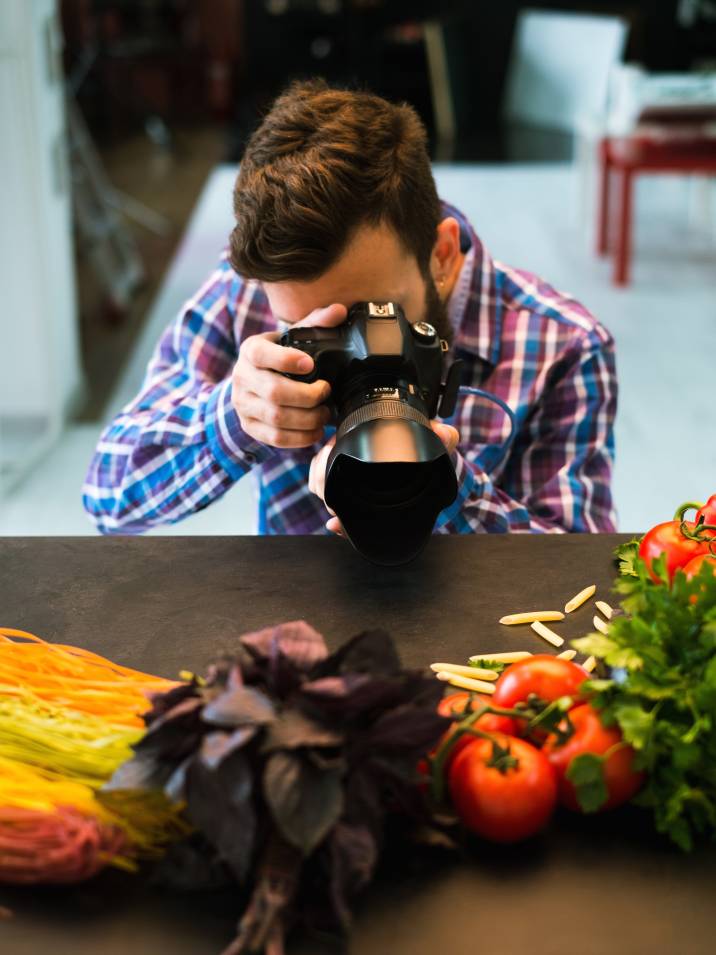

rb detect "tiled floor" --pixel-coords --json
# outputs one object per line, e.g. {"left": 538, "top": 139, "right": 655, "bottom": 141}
{"left": 2, "top": 163, "right": 714, "bottom": 536}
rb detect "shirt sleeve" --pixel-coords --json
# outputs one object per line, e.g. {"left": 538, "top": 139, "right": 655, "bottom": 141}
{"left": 435, "top": 336, "right": 618, "bottom": 533}
{"left": 82, "top": 256, "right": 275, "bottom": 534}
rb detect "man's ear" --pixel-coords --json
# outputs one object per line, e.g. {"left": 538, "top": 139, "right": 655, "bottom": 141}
{"left": 430, "top": 217, "right": 462, "bottom": 294}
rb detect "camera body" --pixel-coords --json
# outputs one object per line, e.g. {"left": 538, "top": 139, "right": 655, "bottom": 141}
{"left": 280, "top": 301, "right": 454, "bottom": 422}
{"left": 279, "top": 301, "right": 462, "bottom": 566}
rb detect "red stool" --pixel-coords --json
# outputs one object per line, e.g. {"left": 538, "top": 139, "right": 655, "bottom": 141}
{"left": 597, "top": 127, "right": 716, "bottom": 286}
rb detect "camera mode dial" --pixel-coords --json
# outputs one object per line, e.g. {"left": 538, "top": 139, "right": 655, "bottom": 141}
{"left": 411, "top": 321, "right": 437, "bottom": 341}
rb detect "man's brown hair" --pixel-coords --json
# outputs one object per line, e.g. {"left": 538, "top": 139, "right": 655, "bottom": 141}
{"left": 229, "top": 79, "right": 441, "bottom": 283}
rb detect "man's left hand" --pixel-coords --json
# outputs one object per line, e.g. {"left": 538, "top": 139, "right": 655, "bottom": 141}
{"left": 308, "top": 422, "right": 460, "bottom": 537}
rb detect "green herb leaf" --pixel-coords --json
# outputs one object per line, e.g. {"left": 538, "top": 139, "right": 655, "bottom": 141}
{"left": 611, "top": 702, "right": 653, "bottom": 749}
{"left": 584, "top": 542, "right": 716, "bottom": 849}
{"left": 566, "top": 753, "right": 609, "bottom": 813}
{"left": 468, "top": 658, "right": 507, "bottom": 675}
{"left": 614, "top": 537, "right": 641, "bottom": 577}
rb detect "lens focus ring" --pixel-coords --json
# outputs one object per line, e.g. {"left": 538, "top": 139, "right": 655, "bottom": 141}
{"left": 337, "top": 398, "right": 430, "bottom": 440}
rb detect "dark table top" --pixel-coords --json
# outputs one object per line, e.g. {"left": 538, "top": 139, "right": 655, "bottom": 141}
{"left": 1, "top": 535, "right": 714, "bottom": 955}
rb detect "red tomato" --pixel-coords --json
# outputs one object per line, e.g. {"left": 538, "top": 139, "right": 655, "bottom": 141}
{"left": 638, "top": 521, "right": 709, "bottom": 583}
{"left": 492, "top": 655, "right": 588, "bottom": 735}
{"left": 448, "top": 734, "right": 557, "bottom": 843}
{"left": 695, "top": 494, "right": 716, "bottom": 532}
{"left": 681, "top": 553, "right": 716, "bottom": 581}
{"left": 542, "top": 703, "right": 644, "bottom": 812}
{"left": 436, "top": 692, "right": 515, "bottom": 766}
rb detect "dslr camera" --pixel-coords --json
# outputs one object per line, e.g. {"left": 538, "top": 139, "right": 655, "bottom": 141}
{"left": 280, "top": 301, "right": 462, "bottom": 565}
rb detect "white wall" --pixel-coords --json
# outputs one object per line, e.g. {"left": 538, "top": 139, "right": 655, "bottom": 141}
{"left": 0, "top": 1, "right": 83, "bottom": 458}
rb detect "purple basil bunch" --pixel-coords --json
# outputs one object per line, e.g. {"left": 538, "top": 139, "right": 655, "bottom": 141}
{"left": 105, "top": 621, "right": 448, "bottom": 954}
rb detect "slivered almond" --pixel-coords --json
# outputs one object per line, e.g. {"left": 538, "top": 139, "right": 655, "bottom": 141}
{"left": 582, "top": 656, "right": 597, "bottom": 673}
{"left": 557, "top": 649, "right": 577, "bottom": 660}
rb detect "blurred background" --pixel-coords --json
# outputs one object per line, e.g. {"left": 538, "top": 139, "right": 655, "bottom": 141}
{"left": 1, "top": 0, "right": 714, "bottom": 537}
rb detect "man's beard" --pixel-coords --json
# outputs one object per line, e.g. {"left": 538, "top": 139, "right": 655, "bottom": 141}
{"left": 423, "top": 275, "right": 454, "bottom": 348}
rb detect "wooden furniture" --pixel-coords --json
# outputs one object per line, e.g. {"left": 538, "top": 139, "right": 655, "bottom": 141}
{"left": 2, "top": 535, "right": 716, "bottom": 955}
{"left": 597, "top": 126, "right": 716, "bottom": 286}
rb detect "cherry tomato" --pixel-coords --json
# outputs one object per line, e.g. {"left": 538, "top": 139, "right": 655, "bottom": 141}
{"left": 638, "top": 521, "right": 709, "bottom": 584}
{"left": 417, "top": 692, "right": 516, "bottom": 785}
{"left": 438, "top": 691, "right": 515, "bottom": 735}
{"left": 492, "top": 655, "right": 588, "bottom": 735}
{"left": 682, "top": 553, "right": 716, "bottom": 581}
{"left": 436, "top": 692, "right": 515, "bottom": 767}
{"left": 542, "top": 703, "right": 644, "bottom": 812}
{"left": 448, "top": 734, "right": 557, "bottom": 843}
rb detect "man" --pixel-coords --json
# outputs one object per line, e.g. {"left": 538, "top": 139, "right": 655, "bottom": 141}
{"left": 83, "top": 79, "right": 617, "bottom": 536}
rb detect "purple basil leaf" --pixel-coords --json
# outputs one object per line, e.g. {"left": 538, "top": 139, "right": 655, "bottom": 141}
{"left": 164, "top": 755, "right": 192, "bottom": 802}
{"left": 366, "top": 702, "right": 448, "bottom": 752}
{"left": 151, "top": 834, "right": 233, "bottom": 892}
{"left": 263, "top": 751, "right": 344, "bottom": 855}
{"left": 185, "top": 754, "right": 256, "bottom": 882}
{"left": 298, "top": 674, "right": 409, "bottom": 722}
{"left": 305, "top": 748, "right": 347, "bottom": 773}
{"left": 201, "top": 685, "right": 275, "bottom": 728}
{"left": 331, "top": 821, "right": 377, "bottom": 890}
{"left": 310, "top": 629, "right": 401, "bottom": 679}
{"left": 227, "top": 662, "right": 244, "bottom": 690}
{"left": 240, "top": 620, "right": 328, "bottom": 670}
{"left": 327, "top": 821, "right": 378, "bottom": 929}
{"left": 143, "top": 681, "right": 200, "bottom": 727}
{"left": 199, "top": 726, "right": 258, "bottom": 771}
{"left": 103, "top": 750, "right": 174, "bottom": 792}
{"left": 147, "top": 695, "right": 205, "bottom": 732}
{"left": 342, "top": 768, "right": 382, "bottom": 826}
{"left": 203, "top": 657, "right": 233, "bottom": 690}
{"left": 263, "top": 709, "right": 344, "bottom": 752}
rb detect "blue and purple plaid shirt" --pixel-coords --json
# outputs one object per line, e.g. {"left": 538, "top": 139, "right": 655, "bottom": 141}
{"left": 83, "top": 203, "right": 618, "bottom": 535}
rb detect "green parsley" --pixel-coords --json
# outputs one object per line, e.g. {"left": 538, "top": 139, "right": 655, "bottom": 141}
{"left": 572, "top": 552, "right": 716, "bottom": 850}
{"left": 468, "top": 659, "right": 508, "bottom": 675}
{"left": 614, "top": 537, "right": 641, "bottom": 577}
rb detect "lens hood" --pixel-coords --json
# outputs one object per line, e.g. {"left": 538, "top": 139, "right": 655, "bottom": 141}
{"left": 324, "top": 416, "right": 458, "bottom": 565}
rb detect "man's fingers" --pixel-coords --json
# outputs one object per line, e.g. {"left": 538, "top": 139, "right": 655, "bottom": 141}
{"left": 243, "top": 334, "right": 315, "bottom": 376}
{"left": 326, "top": 516, "right": 345, "bottom": 536}
{"left": 292, "top": 303, "right": 347, "bottom": 329}
{"left": 431, "top": 421, "right": 460, "bottom": 454}
{"left": 241, "top": 367, "right": 330, "bottom": 409}
{"left": 308, "top": 436, "right": 336, "bottom": 501}
{"left": 242, "top": 417, "right": 325, "bottom": 449}
{"left": 241, "top": 394, "right": 331, "bottom": 432}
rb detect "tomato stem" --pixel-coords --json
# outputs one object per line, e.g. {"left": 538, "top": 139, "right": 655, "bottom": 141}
{"left": 429, "top": 706, "right": 491, "bottom": 804}
{"left": 674, "top": 501, "right": 705, "bottom": 522}
{"left": 428, "top": 694, "right": 578, "bottom": 804}
{"left": 674, "top": 503, "right": 716, "bottom": 543}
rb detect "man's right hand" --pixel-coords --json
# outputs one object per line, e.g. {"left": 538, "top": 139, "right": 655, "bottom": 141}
{"left": 231, "top": 303, "right": 347, "bottom": 448}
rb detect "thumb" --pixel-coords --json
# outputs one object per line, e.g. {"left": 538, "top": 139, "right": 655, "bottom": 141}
{"left": 293, "top": 303, "right": 348, "bottom": 329}
{"left": 431, "top": 421, "right": 460, "bottom": 454}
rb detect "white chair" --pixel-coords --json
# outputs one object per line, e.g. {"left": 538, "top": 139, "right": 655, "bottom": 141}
{"left": 503, "top": 8, "right": 628, "bottom": 134}
{"left": 503, "top": 9, "right": 628, "bottom": 234}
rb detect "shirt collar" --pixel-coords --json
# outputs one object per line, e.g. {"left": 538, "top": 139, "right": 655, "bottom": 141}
{"left": 442, "top": 201, "right": 502, "bottom": 367}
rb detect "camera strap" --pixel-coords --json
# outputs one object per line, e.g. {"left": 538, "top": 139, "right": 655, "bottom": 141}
{"left": 446, "top": 386, "right": 517, "bottom": 473}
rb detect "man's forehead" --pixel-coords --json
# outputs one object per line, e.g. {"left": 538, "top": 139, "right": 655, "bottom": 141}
{"left": 263, "top": 222, "right": 422, "bottom": 322}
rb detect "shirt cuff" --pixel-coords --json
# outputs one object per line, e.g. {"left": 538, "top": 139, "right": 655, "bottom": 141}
{"left": 205, "top": 378, "right": 274, "bottom": 480}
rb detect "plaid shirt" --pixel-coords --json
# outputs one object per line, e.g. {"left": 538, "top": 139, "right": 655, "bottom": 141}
{"left": 83, "top": 203, "right": 618, "bottom": 535}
